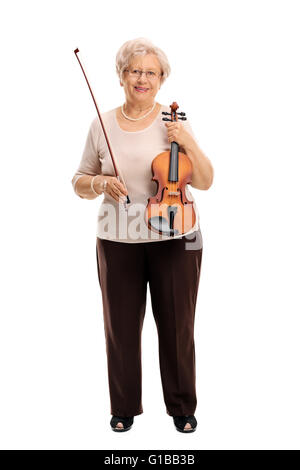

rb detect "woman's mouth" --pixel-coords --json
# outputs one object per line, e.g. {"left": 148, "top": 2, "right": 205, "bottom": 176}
{"left": 134, "top": 87, "right": 149, "bottom": 93}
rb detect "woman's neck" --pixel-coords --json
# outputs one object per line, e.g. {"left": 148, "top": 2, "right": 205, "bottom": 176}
{"left": 123, "top": 100, "right": 156, "bottom": 118}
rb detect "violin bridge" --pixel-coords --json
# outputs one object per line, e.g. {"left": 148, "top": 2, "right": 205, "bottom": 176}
{"left": 168, "top": 191, "right": 180, "bottom": 196}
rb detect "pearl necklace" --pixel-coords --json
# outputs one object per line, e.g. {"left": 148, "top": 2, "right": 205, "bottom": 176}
{"left": 121, "top": 101, "right": 156, "bottom": 121}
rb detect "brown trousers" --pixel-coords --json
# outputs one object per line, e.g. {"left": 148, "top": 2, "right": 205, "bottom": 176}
{"left": 96, "top": 230, "right": 203, "bottom": 417}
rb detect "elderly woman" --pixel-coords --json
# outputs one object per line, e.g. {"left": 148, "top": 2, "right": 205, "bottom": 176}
{"left": 71, "top": 38, "right": 213, "bottom": 433}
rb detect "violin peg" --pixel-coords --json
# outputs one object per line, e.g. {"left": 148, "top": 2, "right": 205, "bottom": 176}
{"left": 162, "top": 111, "right": 171, "bottom": 115}
{"left": 177, "top": 112, "right": 186, "bottom": 116}
{"left": 178, "top": 117, "right": 187, "bottom": 120}
{"left": 162, "top": 117, "right": 172, "bottom": 121}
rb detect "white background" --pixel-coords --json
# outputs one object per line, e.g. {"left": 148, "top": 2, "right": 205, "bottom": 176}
{"left": 0, "top": 0, "right": 299, "bottom": 450}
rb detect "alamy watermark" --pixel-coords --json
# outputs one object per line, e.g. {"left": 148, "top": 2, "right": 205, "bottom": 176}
{"left": 97, "top": 201, "right": 202, "bottom": 250}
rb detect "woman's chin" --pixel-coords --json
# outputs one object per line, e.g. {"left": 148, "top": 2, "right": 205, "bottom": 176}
{"left": 132, "top": 93, "right": 154, "bottom": 102}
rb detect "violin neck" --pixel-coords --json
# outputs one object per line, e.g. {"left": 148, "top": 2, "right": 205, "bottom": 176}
{"left": 168, "top": 141, "right": 179, "bottom": 182}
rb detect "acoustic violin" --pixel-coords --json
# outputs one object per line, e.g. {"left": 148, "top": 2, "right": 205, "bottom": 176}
{"left": 145, "top": 102, "right": 196, "bottom": 236}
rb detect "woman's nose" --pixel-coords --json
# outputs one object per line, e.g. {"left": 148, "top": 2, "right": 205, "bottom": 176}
{"left": 137, "top": 72, "right": 148, "bottom": 82}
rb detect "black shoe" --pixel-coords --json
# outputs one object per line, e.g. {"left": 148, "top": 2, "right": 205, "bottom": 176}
{"left": 173, "top": 415, "right": 197, "bottom": 433}
{"left": 110, "top": 415, "right": 134, "bottom": 432}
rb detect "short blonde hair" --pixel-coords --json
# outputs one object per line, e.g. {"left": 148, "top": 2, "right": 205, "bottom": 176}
{"left": 116, "top": 37, "right": 171, "bottom": 86}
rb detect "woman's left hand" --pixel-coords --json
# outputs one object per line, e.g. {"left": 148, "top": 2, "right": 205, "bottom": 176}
{"left": 164, "top": 121, "right": 191, "bottom": 148}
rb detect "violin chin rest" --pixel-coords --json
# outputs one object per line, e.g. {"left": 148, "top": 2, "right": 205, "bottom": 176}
{"left": 148, "top": 216, "right": 179, "bottom": 236}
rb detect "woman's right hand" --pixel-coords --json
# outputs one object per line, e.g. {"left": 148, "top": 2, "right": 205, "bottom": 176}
{"left": 95, "top": 175, "right": 128, "bottom": 203}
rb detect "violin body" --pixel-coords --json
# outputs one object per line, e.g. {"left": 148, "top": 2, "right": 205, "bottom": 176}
{"left": 145, "top": 102, "right": 196, "bottom": 237}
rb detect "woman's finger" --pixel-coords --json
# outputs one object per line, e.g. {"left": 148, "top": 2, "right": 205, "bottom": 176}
{"left": 108, "top": 185, "right": 126, "bottom": 203}
{"left": 108, "top": 186, "right": 121, "bottom": 201}
{"left": 111, "top": 183, "right": 127, "bottom": 199}
{"left": 168, "top": 133, "right": 177, "bottom": 140}
{"left": 165, "top": 122, "right": 180, "bottom": 129}
{"left": 113, "top": 180, "right": 128, "bottom": 196}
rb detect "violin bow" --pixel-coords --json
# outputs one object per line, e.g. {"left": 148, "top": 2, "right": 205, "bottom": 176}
{"left": 74, "top": 48, "right": 130, "bottom": 206}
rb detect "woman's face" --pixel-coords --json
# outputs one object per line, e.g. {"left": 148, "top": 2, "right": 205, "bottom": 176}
{"left": 120, "top": 53, "right": 162, "bottom": 106}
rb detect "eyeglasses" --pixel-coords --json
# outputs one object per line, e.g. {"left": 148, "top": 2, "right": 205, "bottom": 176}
{"left": 124, "top": 69, "right": 161, "bottom": 81}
